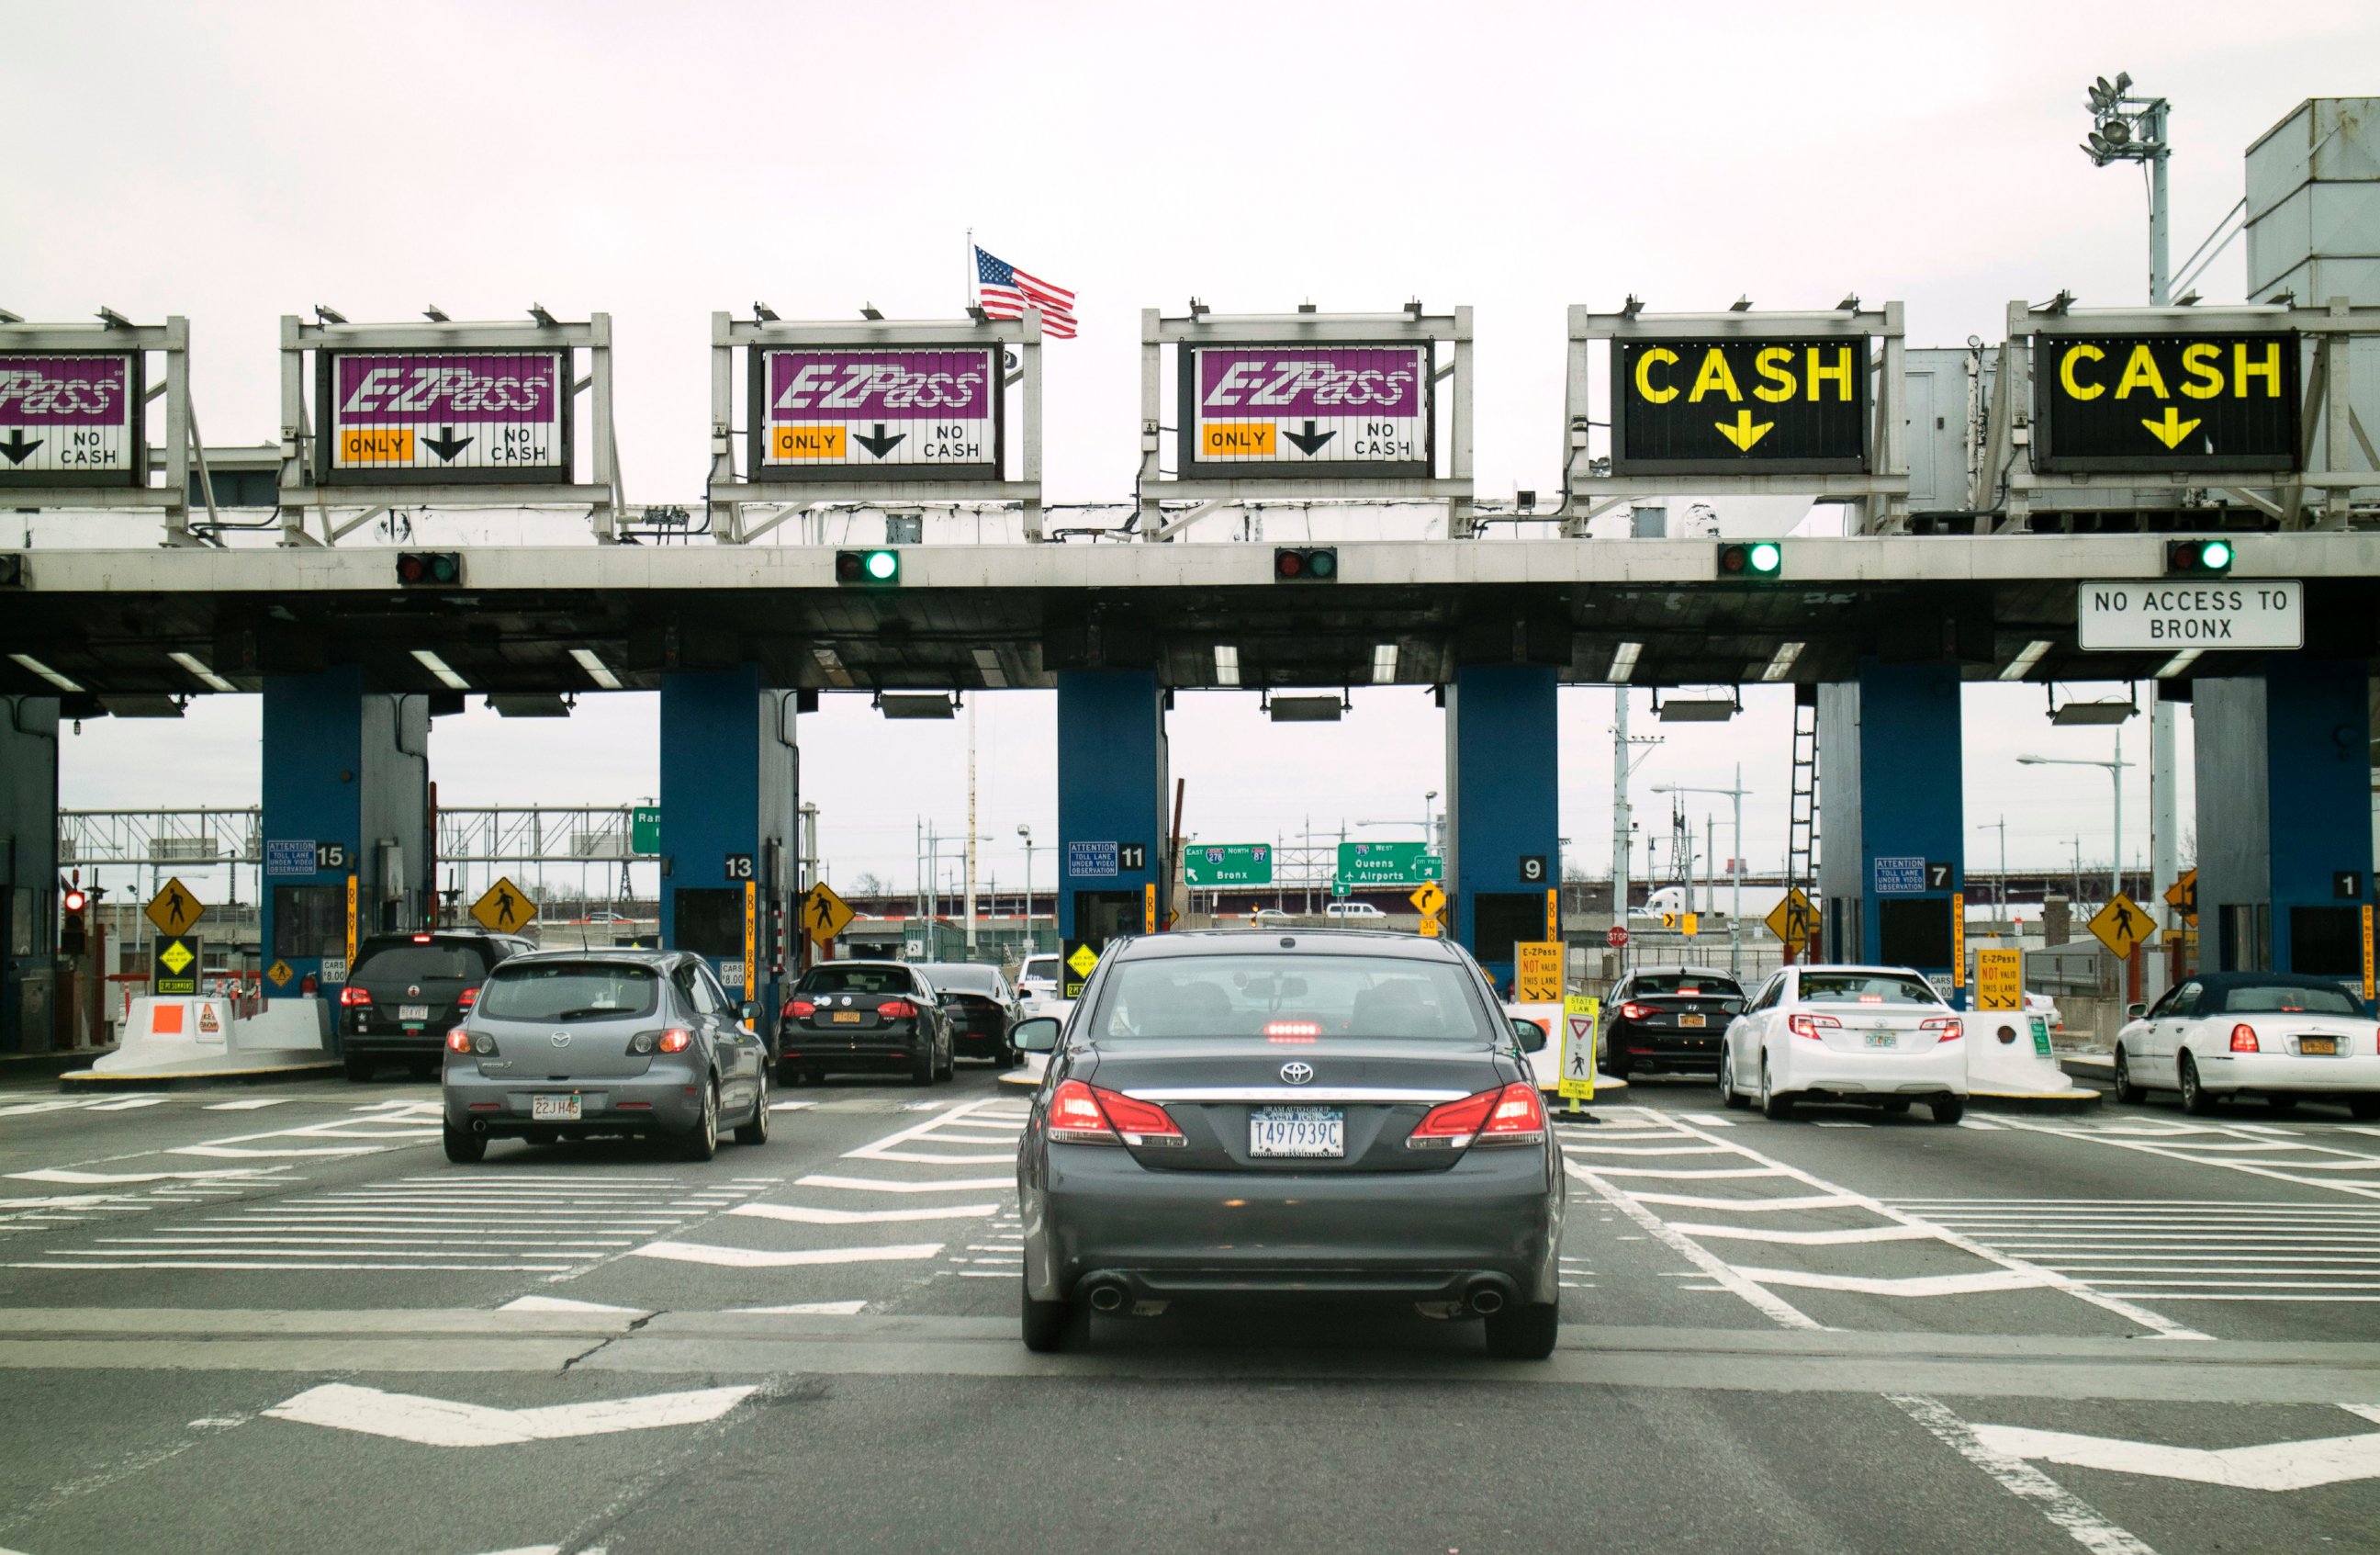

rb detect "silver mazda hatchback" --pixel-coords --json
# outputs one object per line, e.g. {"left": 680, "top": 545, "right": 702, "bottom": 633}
{"left": 441, "top": 948, "right": 772, "bottom": 1163}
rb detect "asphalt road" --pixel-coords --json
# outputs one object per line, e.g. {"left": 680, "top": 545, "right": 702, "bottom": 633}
{"left": 3, "top": 1065, "right": 2380, "bottom": 1553}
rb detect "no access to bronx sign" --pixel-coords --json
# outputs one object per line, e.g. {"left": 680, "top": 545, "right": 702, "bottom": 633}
{"left": 2076, "top": 580, "right": 2304, "bottom": 651}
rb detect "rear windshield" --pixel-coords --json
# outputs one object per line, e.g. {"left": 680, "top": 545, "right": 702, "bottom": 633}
{"left": 921, "top": 964, "right": 1000, "bottom": 995}
{"left": 796, "top": 965, "right": 919, "bottom": 996}
{"left": 1090, "top": 953, "right": 1493, "bottom": 1042}
{"left": 1019, "top": 958, "right": 1058, "bottom": 981}
{"left": 1799, "top": 972, "right": 1942, "bottom": 1008}
{"left": 354, "top": 941, "right": 490, "bottom": 982}
{"left": 2227, "top": 984, "right": 2361, "bottom": 1015}
{"left": 478, "top": 962, "right": 660, "bottom": 1022}
{"left": 1633, "top": 973, "right": 1740, "bottom": 997}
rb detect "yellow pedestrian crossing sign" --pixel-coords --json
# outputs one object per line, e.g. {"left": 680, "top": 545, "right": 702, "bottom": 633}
{"left": 145, "top": 877, "right": 204, "bottom": 937}
{"left": 801, "top": 881, "right": 855, "bottom": 944}
{"left": 2089, "top": 893, "right": 2159, "bottom": 958}
{"left": 2164, "top": 868, "right": 2198, "bottom": 927}
{"left": 1764, "top": 887, "right": 1819, "bottom": 950}
{"left": 471, "top": 876, "right": 536, "bottom": 932}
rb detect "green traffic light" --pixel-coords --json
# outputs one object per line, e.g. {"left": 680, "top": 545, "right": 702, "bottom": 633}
{"left": 2201, "top": 539, "right": 2233, "bottom": 571}
{"left": 1747, "top": 542, "right": 1782, "bottom": 575}
{"left": 865, "top": 550, "right": 898, "bottom": 580}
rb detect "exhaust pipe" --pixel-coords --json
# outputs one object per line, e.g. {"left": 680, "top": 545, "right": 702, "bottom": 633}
{"left": 1086, "top": 1282, "right": 1126, "bottom": 1313}
{"left": 1465, "top": 1280, "right": 1506, "bottom": 1316}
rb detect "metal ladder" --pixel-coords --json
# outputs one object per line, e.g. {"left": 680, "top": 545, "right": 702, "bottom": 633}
{"left": 1787, "top": 684, "right": 1820, "bottom": 896}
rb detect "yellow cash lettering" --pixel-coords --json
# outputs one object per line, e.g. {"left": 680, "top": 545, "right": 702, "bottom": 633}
{"left": 2114, "top": 344, "right": 2169, "bottom": 399}
{"left": 2060, "top": 344, "right": 2105, "bottom": 400}
{"left": 2236, "top": 340, "right": 2281, "bottom": 397}
{"left": 1633, "top": 347, "right": 1680, "bottom": 404}
{"left": 1806, "top": 345, "right": 1853, "bottom": 400}
{"left": 2179, "top": 343, "right": 2224, "bottom": 400}
{"left": 1752, "top": 347, "right": 1797, "bottom": 404}
{"left": 1688, "top": 348, "right": 1741, "bottom": 403}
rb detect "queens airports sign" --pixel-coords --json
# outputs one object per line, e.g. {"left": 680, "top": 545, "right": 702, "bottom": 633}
{"left": 0, "top": 353, "right": 144, "bottom": 487}
{"left": 1181, "top": 344, "right": 1432, "bottom": 479}
{"left": 752, "top": 346, "right": 1002, "bottom": 482}
{"left": 320, "top": 350, "right": 572, "bottom": 484}
{"left": 1611, "top": 337, "right": 1869, "bottom": 475}
{"left": 2033, "top": 332, "right": 2299, "bottom": 474}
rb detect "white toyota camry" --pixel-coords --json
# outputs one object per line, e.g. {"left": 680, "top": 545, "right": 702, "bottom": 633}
{"left": 1718, "top": 964, "right": 1968, "bottom": 1123}
{"left": 2113, "top": 971, "right": 2380, "bottom": 1117}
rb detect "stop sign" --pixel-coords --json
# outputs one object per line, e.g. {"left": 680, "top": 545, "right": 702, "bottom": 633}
{"left": 1606, "top": 925, "right": 1629, "bottom": 949}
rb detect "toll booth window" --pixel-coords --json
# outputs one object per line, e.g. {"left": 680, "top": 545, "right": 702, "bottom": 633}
{"left": 1470, "top": 894, "right": 1545, "bottom": 970}
{"left": 673, "top": 889, "right": 745, "bottom": 958}
{"left": 1876, "top": 898, "right": 1952, "bottom": 971}
{"left": 272, "top": 885, "right": 347, "bottom": 958}
{"left": 2287, "top": 907, "right": 2361, "bottom": 978}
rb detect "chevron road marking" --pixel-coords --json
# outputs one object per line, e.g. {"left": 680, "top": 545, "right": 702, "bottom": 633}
{"left": 263, "top": 1381, "right": 755, "bottom": 1447}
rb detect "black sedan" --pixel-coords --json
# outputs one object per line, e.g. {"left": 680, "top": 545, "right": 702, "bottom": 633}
{"left": 1603, "top": 966, "right": 1746, "bottom": 1079}
{"left": 339, "top": 930, "right": 533, "bottom": 1080}
{"left": 1014, "top": 929, "right": 1565, "bottom": 1358}
{"left": 779, "top": 961, "right": 954, "bottom": 1086}
{"left": 916, "top": 961, "right": 1020, "bottom": 1065}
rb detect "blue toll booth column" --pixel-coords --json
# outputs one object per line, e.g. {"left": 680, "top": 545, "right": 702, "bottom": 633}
{"left": 1055, "top": 670, "right": 1168, "bottom": 956}
{"left": 658, "top": 667, "right": 796, "bottom": 1029}
{"left": 0, "top": 696, "right": 60, "bottom": 1052}
{"left": 2194, "top": 659, "right": 2374, "bottom": 987}
{"left": 1444, "top": 665, "right": 1560, "bottom": 990}
{"left": 1816, "top": 660, "right": 1967, "bottom": 1000}
{"left": 259, "top": 668, "right": 430, "bottom": 1013}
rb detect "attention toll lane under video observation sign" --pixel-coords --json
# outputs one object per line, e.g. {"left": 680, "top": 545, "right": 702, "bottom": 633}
{"left": 2033, "top": 332, "right": 2298, "bottom": 474}
{"left": 1182, "top": 344, "right": 1431, "bottom": 478}
{"left": 320, "top": 351, "right": 571, "bottom": 483}
{"left": 1612, "top": 337, "right": 1869, "bottom": 475}
{"left": 752, "top": 347, "right": 1001, "bottom": 480}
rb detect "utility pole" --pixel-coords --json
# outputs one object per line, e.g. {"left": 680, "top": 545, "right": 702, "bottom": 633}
{"left": 964, "top": 700, "right": 979, "bottom": 956}
{"left": 1976, "top": 817, "right": 2008, "bottom": 931}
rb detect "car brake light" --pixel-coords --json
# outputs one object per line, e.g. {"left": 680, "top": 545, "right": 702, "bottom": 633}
{"left": 785, "top": 998, "right": 817, "bottom": 1019}
{"left": 1409, "top": 1088, "right": 1496, "bottom": 1147}
{"left": 1095, "top": 1087, "right": 1186, "bottom": 1146}
{"left": 444, "top": 1029, "right": 473, "bottom": 1054}
{"left": 1264, "top": 1020, "right": 1320, "bottom": 1041}
{"left": 1478, "top": 1082, "right": 1546, "bottom": 1145}
{"left": 657, "top": 1028, "right": 693, "bottom": 1054}
{"left": 1621, "top": 1002, "right": 1650, "bottom": 1021}
{"left": 1789, "top": 1013, "right": 1840, "bottom": 1041}
{"left": 411, "top": 933, "right": 432, "bottom": 943}
{"left": 2231, "top": 1024, "right": 2259, "bottom": 1053}
{"left": 339, "top": 986, "right": 372, "bottom": 1008}
{"left": 1045, "top": 1080, "right": 1184, "bottom": 1147}
{"left": 879, "top": 999, "right": 917, "bottom": 1020}
{"left": 1049, "top": 1079, "right": 1117, "bottom": 1144}
{"left": 1923, "top": 1017, "right": 1963, "bottom": 1042}
{"left": 457, "top": 987, "right": 477, "bottom": 1008}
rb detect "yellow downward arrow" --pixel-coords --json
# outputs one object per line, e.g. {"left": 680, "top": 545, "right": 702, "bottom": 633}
{"left": 1715, "top": 410, "right": 1773, "bottom": 451}
{"left": 2141, "top": 405, "right": 2202, "bottom": 450}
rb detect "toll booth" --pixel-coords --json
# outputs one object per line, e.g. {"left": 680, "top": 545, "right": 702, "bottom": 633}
{"left": 1815, "top": 660, "right": 1967, "bottom": 1002}
{"left": 657, "top": 667, "right": 796, "bottom": 1025}
{"left": 1445, "top": 664, "right": 1561, "bottom": 987}
{"left": 257, "top": 669, "right": 430, "bottom": 1005}
{"left": 0, "top": 696, "right": 59, "bottom": 1052}
{"left": 1055, "top": 670, "right": 1168, "bottom": 955}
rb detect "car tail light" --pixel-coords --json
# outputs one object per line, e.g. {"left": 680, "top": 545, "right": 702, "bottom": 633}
{"left": 445, "top": 1029, "right": 473, "bottom": 1053}
{"left": 2231, "top": 1024, "right": 2259, "bottom": 1053}
{"left": 1789, "top": 1013, "right": 1840, "bottom": 1042}
{"left": 1923, "top": 1017, "right": 1963, "bottom": 1042}
{"left": 1094, "top": 1087, "right": 1186, "bottom": 1147}
{"left": 1049, "top": 1079, "right": 1117, "bottom": 1144}
{"left": 339, "top": 986, "right": 372, "bottom": 1008}
{"left": 1045, "top": 1080, "right": 1184, "bottom": 1147}
{"left": 1409, "top": 1088, "right": 1499, "bottom": 1149}
{"left": 1477, "top": 1082, "right": 1546, "bottom": 1146}
{"left": 457, "top": 987, "right": 477, "bottom": 1008}
{"left": 879, "top": 999, "right": 917, "bottom": 1020}
{"left": 1621, "top": 1002, "right": 1650, "bottom": 1021}
{"left": 784, "top": 998, "right": 817, "bottom": 1019}
{"left": 657, "top": 1028, "right": 693, "bottom": 1054}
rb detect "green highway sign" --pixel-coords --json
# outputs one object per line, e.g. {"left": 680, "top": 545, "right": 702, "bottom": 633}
{"left": 1335, "top": 841, "right": 1442, "bottom": 887}
{"left": 631, "top": 806, "right": 661, "bottom": 856}
{"left": 1184, "top": 843, "right": 1274, "bottom": 887}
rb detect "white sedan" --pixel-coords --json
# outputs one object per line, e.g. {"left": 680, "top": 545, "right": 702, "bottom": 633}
{"left": 1718, "top": 964, "right": 1968, "bottom": 1123}
{"left": 2113, "top": 972, "right": 2380, "bottom": 1117}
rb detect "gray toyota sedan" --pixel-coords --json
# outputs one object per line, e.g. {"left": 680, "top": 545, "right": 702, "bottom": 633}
{"left": 1014, "top": 930, "right": 1565, "bottom": 1358}
{"left": 441, "top": 948, "right": 772, "bottom": 1163}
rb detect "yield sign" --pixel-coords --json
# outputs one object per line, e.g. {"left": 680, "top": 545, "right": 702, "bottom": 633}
{"left": 2088, "top": 893, "right": 2159, "bottom": 958}
{"left": 1974, "top": 1406, "right": 2380, "bottom": 1492}
{"left": 802, "top": 881, "right": 855, "bottom": 943}
{"left": 145, "top": 876, "right": 204, "bottom": 936}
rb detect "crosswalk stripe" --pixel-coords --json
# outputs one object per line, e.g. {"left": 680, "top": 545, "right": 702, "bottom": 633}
{"left": 628, "top": 1240, "right": 943, "bottom": 1268}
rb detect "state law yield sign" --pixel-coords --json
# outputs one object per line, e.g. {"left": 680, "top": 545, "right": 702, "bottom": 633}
{"left": 752, "top": 346, "right": 1002, "bottom": 481}
{"left": 1181, "top": 344, "right": 1432, "bottom": 479}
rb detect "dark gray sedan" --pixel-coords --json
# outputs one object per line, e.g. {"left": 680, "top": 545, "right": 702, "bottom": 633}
{"left": 1014, "top": 930, "right": 1564, "bottom": 1358}
{"left": 442, "top": 948, "right": 772, "bottom": 1163}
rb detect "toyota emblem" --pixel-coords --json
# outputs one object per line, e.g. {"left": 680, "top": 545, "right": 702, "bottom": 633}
{"left": 1279, "top": 1061, "right": 1314, "bottom": 1086}
{"left": 549, "top": 1032, "right": 572, "bottom": 1048}
{"left": 407, "top": 985, "right": 421, "bottom": 997}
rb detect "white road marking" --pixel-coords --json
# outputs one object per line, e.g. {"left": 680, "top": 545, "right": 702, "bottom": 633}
{"left": 10, "top": 1166, "right": 286, "bottom": 1185}
{"left": 1970, "top": 1410, "right": 2380, "bottom": 1492}
{"left": 264, "top": 1382, "right": 755, "bottom": 1448}
{"left": 727, "top": 1201, "right": 997, "bottom": 1225}
{"left": 204, "top": 1099, "right": 293, "bottom": 1110}
{"left": 1958, "top": 1118, "right": 2008, "bottom": 1130}
{"left": 1631, "top": 1192, "right": 1859, "bottom": 1212}
{"left": 1562, "top": 1165, "right": 1823, "bottom": 1329}
{"left": 730, "top": 1301, "right": 869, "bottom": 1315}
{"left": 498, "top": 1296, "right": 648, "bottom": 1315}
{"left": 1668, "top": 1223, "right": 1945, "bottom": 1246}
{"left": 1736, "top": 1266, "right": 2056, "bottom": 1298}
{"left": 1998, "top": 1114, "right": 2380, "bottom": 1201}
{"left": 86, "top": 1097, "right": 168, "bottom": 1111}
{"left": 1888, "top": 1394, "right": 2159, "bottom": 1555}
{"left": 1675, "top": 1113, "right": 1736, "bottom": 1126}
{"left": 628, "top": 1240, "right": 944, "bottom": 1268}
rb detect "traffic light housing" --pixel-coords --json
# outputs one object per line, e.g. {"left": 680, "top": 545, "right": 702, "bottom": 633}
{"left": 60, "top": 885, "right": 87, "bottom": 956}
{"left": 0, "top": 554, "right": 23, "bottom": 587}
{"left": 1716, "top": 541, "right": 1784, "bottom": 580}
{"left": 836, "top": 549, "right": 901, "bottom": 586}
{"left": 396, "top": 551, "right": 463, "bottom": 587}
{"left": 2165, "top": 538, "right": 2234, "bottom": 576}
{"left": 1274, "top": 547, "right": 1338, "bottom": 582}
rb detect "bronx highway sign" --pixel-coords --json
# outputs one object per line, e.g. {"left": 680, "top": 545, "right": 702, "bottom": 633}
{"left": 752, "top": 346, "right": 1001, "bottom": 481}
{"left": 320, "top": 350, "right": 572, "bottom": 483}
{"left": 2076, "top": 580, "right": 2303, "bottom": 651}
{"left": 1181, "top": 344, "right": 1432, "bottom": 479}
{"left": 1611, "top": 337, "right": 1869, "bottom": 475}
{"left": 0, "top": 352, "right": 144, "bottom": 487}
{"left": 2033, "top": 332, "right": 2299, "bottom": 474}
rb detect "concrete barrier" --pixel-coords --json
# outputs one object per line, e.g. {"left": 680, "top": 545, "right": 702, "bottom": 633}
{"left": 74, "top": 996, "right": 336, "bottom": 1085}
{"left": 1964, "top": 1010, "right": 2099, "bottom": 1110}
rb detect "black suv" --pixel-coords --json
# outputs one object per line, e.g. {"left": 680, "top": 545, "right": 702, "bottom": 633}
{"left": 1603, "top": 965, "right": 1746, "bottom": 1079}
{"left": 915, "top": 961, "right": 1021, "bottom": 1066}
{"left": 341, "top": 930, "right": 534, "bottom": 1079}
{"left": 779, "top": 961, "right": 955, "bottom": 1086}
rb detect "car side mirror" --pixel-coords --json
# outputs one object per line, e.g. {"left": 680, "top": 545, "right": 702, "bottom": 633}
{"left": 738, "top": 1001, "right": 758, "bottom": 1023}
{"left": 2126, "top": 1003, "right": 2147, "bottom": 1020}
{"left": 1722, "top": 998, "right": 1746, "bottom": 1015}
{"left": 1014, "top": 1016, "right": 1061, "bottom": 1054}
{"left": 1510, "top": 1017, "right": 1548, "bottom": 1054}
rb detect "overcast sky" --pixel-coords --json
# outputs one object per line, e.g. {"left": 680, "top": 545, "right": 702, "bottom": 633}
{"left": 12, "top": 0, "right": 2369, "bottom": 899}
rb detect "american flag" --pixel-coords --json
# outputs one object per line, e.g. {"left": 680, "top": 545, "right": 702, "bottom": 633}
{"left": 974, "top": 246, "right": 1076, "bottom": 339}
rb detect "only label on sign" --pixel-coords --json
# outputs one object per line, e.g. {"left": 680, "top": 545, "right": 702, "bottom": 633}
{"left": 2077, "top": 580, "right": 2303, "bottom": 652}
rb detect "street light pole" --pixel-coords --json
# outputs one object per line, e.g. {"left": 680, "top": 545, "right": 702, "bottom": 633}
{"left": 1652, "top": 771, "right": 1750, "bottom": 979}
{"left": 1017, "top": 824, "right": 1035, "bottom": 952}
{"left": 2018, "top": 736, "right": 2134, "bottom": 907}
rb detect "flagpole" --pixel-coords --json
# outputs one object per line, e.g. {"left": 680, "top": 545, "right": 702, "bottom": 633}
{"left": 964, "top": 228, "right": 973, "bottom": 312}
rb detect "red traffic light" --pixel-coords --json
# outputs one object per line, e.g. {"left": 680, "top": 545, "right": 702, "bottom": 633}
{"left": 397, "top": 551, "right": 463, "bottom": 587}
{"left": 62, "top": 888, "right": 87, "bottom": 913}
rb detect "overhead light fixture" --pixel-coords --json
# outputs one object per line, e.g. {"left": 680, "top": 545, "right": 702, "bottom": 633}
{"left": 1371, "top": 644, "right": 1398, "bottom": 684}
{"left": 488, "top": 693, "right": 570, "bottom": 717}
{"left": 1657, "top": 696, "right": 1737, "bottom": 723}
{"left": 1213, "top": 645, "right": 1240, "bottom": 687}
{"left": 8, "top": 653, "right": 83, "bottom": 693}
{"left": 569, "top": 648, "right": 622, "bottom": 690}
{"left": 2155, "top": 649, "right": 2202, "bottom": 680}
{"left": 410, "top": 648, "right": 469, "bottom": 691}
{"left": 423, "top": 304, "right": 449, "bottom": 322}
{"left": 168, "top": 650, "right": 236, "bottom": 693}
{"left": 102, "top": 695, "right": 185, "bottom": 718}
{"left": 1760, "top": 642, "right": 1804, "bottom": 682}
{"left": 860, "top": 303, "right": 884, "bottom": 321}
{"left": 972, "top": 647, "right": 1007, "bottom": 689}
{"left": 811, "top": 646, "right": 854, "bottom": 689}
{"left": 1268, "top": 694, "right": 1342, "bottom": 723}
{"left": 1188, "top": 297, "right": 1208, "bottom": 318}
{"left": 1607, "top": 641, "right": 1643, "bottom": 683}
{"left": 2050, "top": 699, "right": 2136, "bottom": 726}
{"left": 1837, "top": 293, "right": 1860, "bottom": 312}
{"left": 878, "top": 692, "right": 956, "bottom": 720}
{"left": 1999, "top": 639, "right": 2053, "bottom": 682}
{"left": 1729, "top": 295, "right": 1753, "bottom": 312}
{"left": 96, "top": 306, "right": 132, "bottom": 330}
